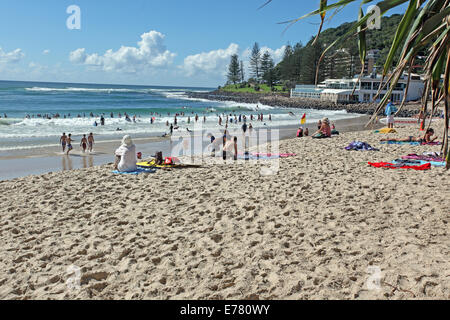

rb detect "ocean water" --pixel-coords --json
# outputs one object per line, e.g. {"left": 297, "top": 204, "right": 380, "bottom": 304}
{"left": 0, "top": 80, "right": 357, "bottom": 151}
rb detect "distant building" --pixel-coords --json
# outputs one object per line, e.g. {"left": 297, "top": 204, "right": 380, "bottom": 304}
{"left": 322, "top": 49, "right": 380, "bottom": 80}
{"left": 291, "top": 73, "right": 424, "bottom": 103}
{"left": 364, "top": 49, "right": 380, "bottom": 75}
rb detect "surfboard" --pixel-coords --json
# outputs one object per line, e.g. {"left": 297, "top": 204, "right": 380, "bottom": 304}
{"left": 379, "top": 117, "right": 440, "bottom": 125}
{"left": 137, "top": 160, "right": 175, "bottom": 168}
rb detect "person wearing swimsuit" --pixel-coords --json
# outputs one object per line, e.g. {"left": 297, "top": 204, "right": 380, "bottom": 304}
{"left": 66, "top": 134, "right": 74, "bottom": 155}
{"left": 88, "top": 133, "right": 94, "bottom": 152}
{"left": 80, "top": 134, "right": 88, "bottom": 153}
{"left": 60, "top": 133, "right": 67, "bottom": 152}
{"left": 380, "top": 128, "right": 437, "bottom": 143}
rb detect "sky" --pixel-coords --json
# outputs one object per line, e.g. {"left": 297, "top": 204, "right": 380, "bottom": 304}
{"left": 0, "top": 0, "right": 408, "bottom": 87}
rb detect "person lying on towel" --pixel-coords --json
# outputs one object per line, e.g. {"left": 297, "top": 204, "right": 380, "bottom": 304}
{"left": 312, "top": 118, "right": 331, "bottom": 139}
{"left": 380, "top": 128, "right": 437, "bottom": 144}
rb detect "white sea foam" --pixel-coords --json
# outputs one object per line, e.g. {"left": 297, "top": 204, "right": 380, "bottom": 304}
{"left": 25, "top": 87, "right": 152, "bottom": 93}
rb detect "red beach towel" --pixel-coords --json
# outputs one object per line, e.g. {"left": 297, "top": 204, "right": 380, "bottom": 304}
{"left": 368, "top": 162, "right": 431, "bottom": 170}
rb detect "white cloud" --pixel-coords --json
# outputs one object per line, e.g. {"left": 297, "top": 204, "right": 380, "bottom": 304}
{"left": 43, "top": 49, "right": 50, "bottom": 55}
{"left": 69, "top": 48, "right": 87, "bottom": 64}
{"left": 0, "top": 47, "right": 25, "bottom": 64}
{"left": 242, "top": 45, "right": 286, "bottom": 64}
{"left": 180, "top": 43, "right": 239, "bottom": 77}
{"left": 260, "top": 45, "right": 286, "bottom": 64}
{"left": 69, "top": 30, "right": 176, "bottom": 73}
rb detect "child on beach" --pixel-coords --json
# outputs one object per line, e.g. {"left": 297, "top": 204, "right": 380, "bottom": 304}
{"left": 88, "top": 133, "right": 94, "bottom": 152}
{"left": 60, "top": 133, "right": 67, "bottom": 152}
{"left": 80, "top": 134, "right": 88, "bottom": 153}
{"left": 385, "top": 100, "right": 397, "bottom": 129}
{"left": 66, "top": 134, "right": 74, "bottom": 155}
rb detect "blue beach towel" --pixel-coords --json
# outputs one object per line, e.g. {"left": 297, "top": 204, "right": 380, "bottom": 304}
{"left": 112, "top": 168, "right": 156, "bottom": 175}
{"left": 380, "top": 141, "right": 421, "bottom": 145}
{"left": 392, "top": 159, "right": 445, "bottom": 167}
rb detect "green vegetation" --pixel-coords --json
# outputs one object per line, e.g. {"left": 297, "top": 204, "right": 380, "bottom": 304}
{"left": 220, "top": 83, "right": 288, "bottom": 94}
{"left": 274, "top": 14, "right": 411, "bottom": 86}
{"left": 224, "top": 14, "right": 415, "bottom": 91}
{"left": 227, "top": 54, "right": 241, "bottom": 84}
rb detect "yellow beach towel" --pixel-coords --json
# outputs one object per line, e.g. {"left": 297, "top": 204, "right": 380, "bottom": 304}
{"left": 377, "top": 128, "right": 397, "bottom": 134}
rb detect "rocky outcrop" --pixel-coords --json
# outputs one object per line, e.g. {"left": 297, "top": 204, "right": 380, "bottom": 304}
{"left": 188, "top": 90, "right": 423, "bottom": 117}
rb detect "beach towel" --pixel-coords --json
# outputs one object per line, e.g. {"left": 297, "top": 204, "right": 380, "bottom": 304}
{"left": 422, "top": 151, "right": 443, "bottom": 158}
{"left": 368, "top": 162, "right": 431, "bottom": 170}
{"left": 401, "top": 153, "right": 444, "bottom": 162}
{"left": 345, "top": 141, "right": 379, "bottom": 151}
{"left": 312, "top": 132, "right": 331, "bottom": 139}
{"left": 380, "top": 141, "right": 421, "bottom": 145}
{"left": 375, "top": 128, "right": 397, "bottom": 134}
{"left": 381, "top": 140, "right": 441, "bottom": 146}
{"left": 421, "top": 141, "right": 441, "bottom": 145}
{"left": 112, "top": 168, "right": 156, "bottom": 175}
{"left": 393, "top": 159, "right": 445, "bottom": 167}
{"left": 384, "top": 103, "right": 398, "bottom": 116}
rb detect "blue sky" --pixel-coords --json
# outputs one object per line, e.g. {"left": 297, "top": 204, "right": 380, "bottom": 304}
{"left": 0, "top": 0, "right": 407, "bottom": 87}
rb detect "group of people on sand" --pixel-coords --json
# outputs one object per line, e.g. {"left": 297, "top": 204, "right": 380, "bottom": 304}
{"left": 296, "top": 118, "right": 338, "bottom": 139}
{"left": 60, "top": 133, "right": 95, "bottom": 155}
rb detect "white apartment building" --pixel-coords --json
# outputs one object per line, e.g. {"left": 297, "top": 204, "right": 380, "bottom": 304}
{"left": 291, "top": 73, "right": 424, "bottom": 104}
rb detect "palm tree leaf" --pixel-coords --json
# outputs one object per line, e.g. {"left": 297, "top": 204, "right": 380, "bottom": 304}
{"left": 382, "top": 0, "right": 419, "bottom": 76}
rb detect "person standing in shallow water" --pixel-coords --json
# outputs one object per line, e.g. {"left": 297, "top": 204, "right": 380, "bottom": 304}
{"left": 80, "top": 134, "right": 88, "bottom": 153}
{"left": 66, "top": 134, "right": 74, "bottom": 155}
{"left": 60, "top": 133, "right": 67, "bottom": 153}
{"left": 88, "top": 133, "right": 95, "bottom": 152}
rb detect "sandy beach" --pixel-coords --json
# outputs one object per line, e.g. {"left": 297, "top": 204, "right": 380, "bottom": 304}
{"left": 0, "top": 115, "right": 370, "bottom": 181}
{"left": 0, "top": 119, "right": 448, "bottom": 300}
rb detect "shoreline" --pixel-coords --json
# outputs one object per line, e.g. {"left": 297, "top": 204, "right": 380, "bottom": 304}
{"left": 0, "top": 115, "right": 378, "bottom": 181}
{"left": 188, "top": 90, "right": 427, "bottom": 117}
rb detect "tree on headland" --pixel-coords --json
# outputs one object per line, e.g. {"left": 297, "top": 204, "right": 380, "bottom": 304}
{"left": 249, "top": 42, "right": 261, "bottom": 82}
{"left": 240, "top": 60, "right": 245, "bottom": 83}
{"left": 227, "top": 54, "right": 241, "bottom": 85}
{"left": 260, "top": 51, "right": 274, "bottom": 79}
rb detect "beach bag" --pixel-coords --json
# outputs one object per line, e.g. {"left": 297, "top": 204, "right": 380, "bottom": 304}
{"left": 165, "top": 157, "right": 174, "bottom": 165}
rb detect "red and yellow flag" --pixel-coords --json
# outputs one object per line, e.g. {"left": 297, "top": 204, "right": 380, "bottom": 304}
{"left": 300, "top": 113, "right": 306, "bottom": 125}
